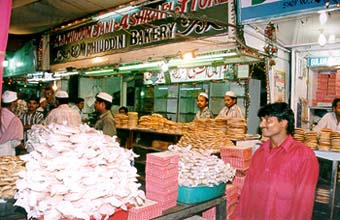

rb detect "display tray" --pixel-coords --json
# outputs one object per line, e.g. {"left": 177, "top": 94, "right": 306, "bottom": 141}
{"left": 177, "top": 182, "right": 226, "bottom": 204}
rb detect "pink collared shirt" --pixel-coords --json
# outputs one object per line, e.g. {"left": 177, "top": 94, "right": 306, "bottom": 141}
{"left": 231, "top": 135, "right": 319, "bottom": 220}
{"left": 0, "top": 107, "right": 23, "bottom": 144}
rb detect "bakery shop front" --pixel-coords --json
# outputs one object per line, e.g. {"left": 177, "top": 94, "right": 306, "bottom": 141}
{"left": 47, "top": 0, "right": 264, "bottom": 131}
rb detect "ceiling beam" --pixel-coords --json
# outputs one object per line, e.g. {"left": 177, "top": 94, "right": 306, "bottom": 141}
{"left": 12, "top": 0, "right": 41, "bottom": 9}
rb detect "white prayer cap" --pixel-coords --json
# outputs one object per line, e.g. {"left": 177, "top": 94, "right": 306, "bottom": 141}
{"left": 198, "top": 92, "right": 209, "bottom": 99}
{"left": 39, "top": 97, "right": 46, "bottom": 103}
{"left": 55, "top": 90, "right": 69, "bottom": 98}
{"left": 2, "top": 90, "right": 18, "bottom": 103}
{"left": 96, "top": 92, "right": 112, "bottom": 103}
{"left": 225, "top": 91, "right": 236, "bottom": 98}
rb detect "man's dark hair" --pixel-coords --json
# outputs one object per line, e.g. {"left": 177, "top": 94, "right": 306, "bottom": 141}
{"left": 75, "top": 98, "right": 84, "bottom": 104}
{"left": 96, "top": 97, "right": 112, "bottom": 110}
{"left": 27, "top": 96, "right": 39, "bottom": 103}
{"left": 257, "top": 102, "right": 295, "bottom": 135}
{"left": 119, "top": 106, "right": 128, "bottom": 114}
{"left": 1, "top": 102, "right": 11, "bottom": 108}
{"left": 332, "top": 98, "right": 340, "bottom": 108}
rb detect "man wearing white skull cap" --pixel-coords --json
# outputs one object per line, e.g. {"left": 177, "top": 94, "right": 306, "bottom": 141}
{"left": 0, "top": 90, "right": 24, "bottom": 155}
{"left": 217, "top": 90, "right": 244, "bottom": 119}
{"left": 45, "top": 90, "right": 81, "bottom": 127}
{"left": 94, "top": 92, "right": 116, "bottom": 136}
{"left": 194, "top": 92, "right": 214, "bottom": 119}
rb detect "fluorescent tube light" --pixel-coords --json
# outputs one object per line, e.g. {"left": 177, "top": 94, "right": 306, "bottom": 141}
{"left": 84, "top": 69, "right": 115, "bottom": 75}
{"left": 119, "top": 61, "right": 163, "bottom": 71}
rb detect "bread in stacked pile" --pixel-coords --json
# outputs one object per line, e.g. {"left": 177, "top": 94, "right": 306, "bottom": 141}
{"left": 0, "top": 156, "right": 25, "bottom": 198}
{"left": 138, "top": 114, "right": 167, "bottom": 131}
{"left": 138, "top": 114, "right": 193, "bottom": 134}
{"left": 177, "top": 129, "right": 234, "bottom": 153}
{"left": 114, "top": 113, "right": 129, "bottom": 128}
{"left": 331, "top": 131, "right": 340, "bottom": 151}
{"left": 315, "top": 186, "right": 330, "bottom": 204}
{"left": 293, "top": 128, "right": 305, "bottom": 142}
{"left": 226, "top": 118, "right": 247, "bottom": 140}
{"left": 319, "top": 128, "right": 332, "bottom": 151}
{"left": 304, "top": 131, "right": 318, "bottom": 150}
{"left": 128, "top": 112, "right": 139, "bottom": 128}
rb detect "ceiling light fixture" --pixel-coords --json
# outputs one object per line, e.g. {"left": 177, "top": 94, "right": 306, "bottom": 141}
{"left": 318, "top": 31, "right": 327, "bottom": 46}
{"left": 180, "top": 51, "right": 196, "bottom": 60}
{"left": 325, "top": 0, "right": 330, "bottom": 8}
{"left": 119, "top": 61, "right": 163, "bottom": 71}
{"left": 319, "top": 11, "right": 328, "bottom": 25}
{"left": 328, "top": 34, "right": 336, "bottom": 44}
{"left": 84, "top": 69, "right": 115, "bottom": 75}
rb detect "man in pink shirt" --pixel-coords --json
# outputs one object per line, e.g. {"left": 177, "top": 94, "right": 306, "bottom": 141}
{"left": 0, "top": 90, "right": 24, "bottom": 155}
{"left": 231, "top": 102, "right": 319, "bottom": 220}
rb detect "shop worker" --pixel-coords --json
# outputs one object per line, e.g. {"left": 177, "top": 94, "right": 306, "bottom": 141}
{"left": 217, "top": 91, "right": 244, "bottom": 118}
{"left": 314, "top": 98, "right": 340, "bottom": 132}
{"left": 194, "top": 92, "right": 214, "bottom": 119}
{"left": 45, "top": 90, "right": 81, "bottom": 127}
{"left": 231, "top": 102, "right": 319, "bottom": 220}
{"left": 37, "top": 97, "right": 47, "bottom": 117}
{"left": 119, "top": 106, "right": 128, "bottom": 115}
{"left": 94, "top": 92, "right": 117, "bottom": 136}
{"left": 0, "top": 90, "right": 24, "bottom": 156}
{"left": 71, "top": 97, "right": 88, "bottom": 123}
{"left": 20, "top": 96, "right": 44, "bottom": 142}
{"left": 43, "top": 86, "right": 57, "bottom": 114}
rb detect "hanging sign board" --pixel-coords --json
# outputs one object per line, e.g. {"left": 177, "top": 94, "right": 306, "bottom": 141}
{"left": 4, "top": 41, "right": 36, "bottom": 77}
{"left": 143, "top": 72, "right": 166, "bottom": 85}
{"left": 238, "top": 0, "right": 336, "bottom": 25}
{"left": 50, "top": 0, "right": 228, "bottom": 65}
{"left": 308, "top": 57, "right": 340, "bottom": 67}
{"left": 170, "top": 65, "right": 226, "bottom": 83}
{"left": 237, "top": 64, "right": 249, "bottom": 78}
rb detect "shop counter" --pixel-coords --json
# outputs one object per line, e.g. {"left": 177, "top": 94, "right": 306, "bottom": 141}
{"left": 153, "top": 196, "right": 226, "bottom": 220}
{"left": 314, "top": 150, "right": 340, "bottom": 220}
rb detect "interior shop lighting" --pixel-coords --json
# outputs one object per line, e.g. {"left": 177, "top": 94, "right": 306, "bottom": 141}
{"left": 27, "top": 77, "right": 61, "bottom": 82}
{"left": 27, "top": 72, "right": 61, "bottom": 82}
{"left": 325, "top": 0, "right": 330, "bottom": 8}
{"left": 328, "top": 34, "right": 336, "bottom": 44}
{"left": 53, "top": 71, "right": 79, "bottom": 78}
{"left": 52, "top": 81, "right": 58, "bottom": 91}
{"left": 94, "top": 6, "right": 136, "bottom": 20}
{"left": 319, "top": 11, "right": 328, "bottom": 25}
{"left": 117, "top": 52, "right": 238, "bottom": 72}
{"left": 161, "top": 62, "right": 169, "bottom": 72}
{"left": 118, "top": 61, "right": 164, "bottom": 71}
{"left": 2, "top": 60, "right": 8, "bottom": 67}
{"left": 318, "top": 31, "right": 327, "bottom": 46}
{"left": 84, "top": 69, "right": 115, "bottom": 75}
{"left": 180, "top": 51, "right": 196, "bottom": 60}
{"left": 92, "top": 57, "right": 108, "bottom": 64}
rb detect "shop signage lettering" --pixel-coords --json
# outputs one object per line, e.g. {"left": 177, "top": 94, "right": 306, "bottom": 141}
{"left": 282, "top": 0, "right": 315, "bottom": 9}
{"left": 131, "top": 23, "right": 176, "bottom": 45}
{"left": 239, "top": 0, "right": 333, "bottom": 24}
{"left": 308, "top": 57, "right": 340, "bottom": 67}
{"left": 50, "top": 0, "right": 228, "bottom": 64}
{"left": 170, "top": 65, "right": 226, "bottom": 83}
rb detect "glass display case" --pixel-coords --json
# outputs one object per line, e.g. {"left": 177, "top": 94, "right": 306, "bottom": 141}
{"left": 313, "top": 151, "right": 340, "bottom": 220}
{"left": 136, "top": 79, "right": 259, "bottom": 124}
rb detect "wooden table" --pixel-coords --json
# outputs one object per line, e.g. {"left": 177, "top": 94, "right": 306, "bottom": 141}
{"left": 153, "top": 196, "right": 226, "bottom": 220}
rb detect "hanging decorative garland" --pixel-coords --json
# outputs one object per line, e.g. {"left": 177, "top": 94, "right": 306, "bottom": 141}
{"left": 263, "top": 22, "right": 278, "bottom": 58}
